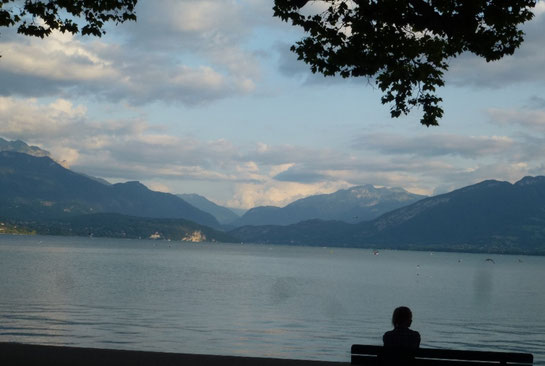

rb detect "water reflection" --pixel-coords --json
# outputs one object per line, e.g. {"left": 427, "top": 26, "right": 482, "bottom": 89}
{"left": 473, "top": 267, "right": 493, "bottom": 305}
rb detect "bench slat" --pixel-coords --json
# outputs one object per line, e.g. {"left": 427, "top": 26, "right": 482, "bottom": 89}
{"left": 351, "top": 356, "right": 531, "bottom": 366}
{"left": 351, "top": 355, "right": 379, "bottom": 366}
{"left": 417, "top": 360, "right": 532, "bottom": 366}
{"left": 351, "top": 345, "right": 533, "bottom": 365}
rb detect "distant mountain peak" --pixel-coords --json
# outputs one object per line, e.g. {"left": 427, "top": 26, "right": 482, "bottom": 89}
{"left": 349, "top": 184, "right": 376, "bottom": 191}
{"left": 0, "top": 137, "right": 51, "bottom": 158}
{"left": 346, "top": 184, "right": 417, "bottom": 202}
{"left": 231, "top": 184, "right": 426, "bottom": 227}
{"left": 122, "top": 181, "right": 145, "bottom": 186}
{"left": 516, "top": 176, "right": 545, "bottom": 186}
{"left": 347, "top": 185, "right": 376, "bottom": 195}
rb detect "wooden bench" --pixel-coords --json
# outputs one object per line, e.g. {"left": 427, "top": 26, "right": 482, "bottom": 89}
{"left": 351, "top": 345, "right": 533, "bottom": 366}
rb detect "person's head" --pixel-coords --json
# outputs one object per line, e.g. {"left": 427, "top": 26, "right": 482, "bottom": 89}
{"left": 392, "top": 306, "right": 413, "bottom": 328}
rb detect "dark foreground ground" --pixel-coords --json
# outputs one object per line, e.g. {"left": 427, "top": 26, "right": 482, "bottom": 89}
{"left": 0, "top": 342, "right": 349, "bottom": 366}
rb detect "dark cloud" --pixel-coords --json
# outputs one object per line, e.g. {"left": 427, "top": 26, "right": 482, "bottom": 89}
{"left": 525, "top": 96, "right": 545, "bottom": 109}
{"left": 352, "top": 132, "right": 514, "bottom": 159}
{"left": 273, "top": 165, "right": 328, "bottom": 183}
{"left": 0, "top": 72, "right": 70, "bottom": 97}
{"left": 102, "top": 138, "right": 240, "bottom": 170}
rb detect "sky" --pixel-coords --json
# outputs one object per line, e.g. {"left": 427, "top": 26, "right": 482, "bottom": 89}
{"left": 1, "top": 0, "right": 545, "bottom": 210}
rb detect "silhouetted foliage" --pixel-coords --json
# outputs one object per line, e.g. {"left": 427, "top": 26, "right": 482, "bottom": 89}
{"left": 273, "top": 0, "right": 537, "bottom": 126}
{"left": 0, "top": 0, "right": 137, "bottom": 43}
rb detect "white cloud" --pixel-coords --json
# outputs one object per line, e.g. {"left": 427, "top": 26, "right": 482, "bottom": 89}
{"left": 0, "top": 34, "right": 119, "bottom": 82}
{"left": 147, "top": 182, "right": 172, "bottom": 193}
{"left": 0, "top": 0, "right": 270, "bottom": 105}
{"left": 0, "top": 97, "right": 87, "bottom": 139}
{"left": 227, "top": 180, "right": 349, "bottom": 209}
{"left": 488, "top": 108, "right": 545, "bottom": 132}
{"left": 532, "top": 0, "right": 545, "bottom": 16}
{"left": 0, "top": 34, "right": 256, "bottom": 104}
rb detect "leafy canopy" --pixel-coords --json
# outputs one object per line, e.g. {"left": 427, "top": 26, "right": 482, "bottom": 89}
{"left": 0, "top": 0, "right": 137, "bottom": 40}
{"left": 273, "top": 0, "right": 537, "bottom": 126}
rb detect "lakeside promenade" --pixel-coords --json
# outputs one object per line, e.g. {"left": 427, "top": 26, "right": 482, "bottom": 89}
{"left": 0, "top": 342, "right": 350, "bottom": 366}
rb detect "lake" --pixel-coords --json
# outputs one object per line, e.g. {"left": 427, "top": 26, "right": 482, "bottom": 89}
{"left": 0, "top": 235, "right": 544, "bottom": 364}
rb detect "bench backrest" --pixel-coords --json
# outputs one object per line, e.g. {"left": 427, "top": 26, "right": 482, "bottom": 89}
{"left": 351, "top": 345, "right": 533, "bottom": 366}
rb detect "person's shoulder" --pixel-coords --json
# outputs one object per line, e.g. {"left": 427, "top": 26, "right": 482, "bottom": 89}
{"left": 409, "top": 329, "right": 420, "bottom": 338}
{"left": 383, "top": 329, "right": 395, "bottom": 337}
{"left": 409, "top": 328, "right": 421, "bottom": 345}
{"left": 383, "top": 329, "right": 394, "bottom": 342}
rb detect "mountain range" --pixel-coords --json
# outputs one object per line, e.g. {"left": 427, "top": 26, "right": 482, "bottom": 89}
{"left": 2, "top": 140, "right": 545, "bottom": 254}
{"left": 0, "top": 140, "right": 426, "bottom": 230}
{"left": 230, "top": 177, "right": 545, "bottom": 254}
{"left": 0, "top": 151, "right": 220, "bottom": 229}
{"left": 230, "top": 185, "right": 425, "bottom": 226}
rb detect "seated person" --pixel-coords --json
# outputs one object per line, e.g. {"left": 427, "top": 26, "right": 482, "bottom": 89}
{"left": 383, "top": 306, "right": 420, "bottom": 349}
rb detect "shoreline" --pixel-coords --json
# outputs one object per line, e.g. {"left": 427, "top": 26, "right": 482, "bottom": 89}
{"left": 0, "top": 342, "right": 350, "bottom": 366}
{"left": 1, "top": 231, "right": 544, "bottom": 256}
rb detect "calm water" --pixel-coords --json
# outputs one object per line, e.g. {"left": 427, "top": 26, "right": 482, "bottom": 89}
{"left": 0, "top": 235, "right": 544, "bottom": 364}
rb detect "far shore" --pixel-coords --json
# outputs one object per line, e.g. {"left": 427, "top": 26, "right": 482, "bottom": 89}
{"left": 1, "top": 231, "right": 544, "bottom": 256}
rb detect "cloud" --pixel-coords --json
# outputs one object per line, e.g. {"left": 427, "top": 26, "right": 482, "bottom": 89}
{"left": 352, "top": 132, "right": 514, "bottom": 159}
{"left": 0, "top": 97, "right": 87, "bottom": 141}
{"left": 147, "top": 182, "right": 171, "bottom": 193}
{"left": 485, "top": 105, "right": 545, "bottom": 164}
{"left": 346, "top": 126, "right": 545, "bottom": 196}
{"left": 0, "top": 97, "right": 353, "bottom": 197}
{"left": 273, "top": 165, "right": 329, "bottom": 183}
{"left": 431, "top": 161, "right": 531, "bottom": 195}
{"left": 0, "top": 97, "right": 237, "bottom": 177}
{"left": 227, "top": 180, "right": 349, "bottom": 209}
{"left": 0, "top": 34, "right": 255, "bottom": 105}
{"left": 525, "top": 96, "right": 545, "bottom": 109}
{"left": 123, "top": 0, "right": 261, "bottom": 48}
{"left": 0, "top": 0, "right": 273, "bottom": 105}
{"left": 487, "top": 107, "right": 545, "bottom": 133}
